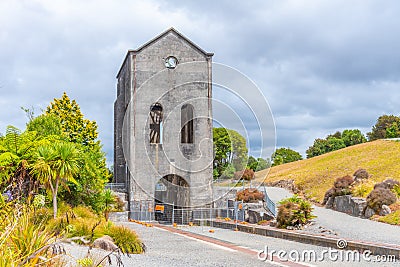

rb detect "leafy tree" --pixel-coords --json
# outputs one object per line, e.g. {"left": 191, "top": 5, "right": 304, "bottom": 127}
{"left": 272, "top": 147, "right": 302, "bottom": 166}
{"left": 227, "top": 129, "right": 248, "bottom": 171}
{"left": 255, "top": 158, "right": 270, "bottom": 171}
{"left": 31, "top": 142, "right": 80, "bottom": 218}
{"left": 60, "top": 141, "right": 109, "bottom": 211}
{"left": 341, "top": 129, "right": 367, "bottom": 146}
{"left": 247, "top": 156, "right": 257, "bottom": 171}
{"left": 306, "top": 130, "right": 356, "bottom": 158}
{"left": 27, "top": 114, "right": 63, "bottom": 137}
{"left": 326, "top": 137, "right": 346, "bottom": 151}
{"left": 213, "top": 127, "right": 231, "bottom": 178}
{"left": 45, "top": 93, "right": 110, "bottom": 210}
{"left": 327, "top": 131, "right": 342, "bottom": 139}
{"left": 46, "top": 92, "right": 99, "bottom": 146}
{"left": 306, "top": 138, "right": 329, "bottom": 158}
{"left": 0, "top": 126, "right": 45, "bottom": 198}
{"left": 385, "top": 122, "right": 400, "bottom": 138}
{"left": 367, "top": 115, "right": 400, "bottom": 140}
{"left": 102, "top": 188, "right": 117, "bottom": 221}
{"left": 213, "top": 127, "right": 248, "bottom": 179}
{"left": 246, "top": 156, "right": 270, "bottom": 172}
{"left": 220, "top": 163, "right": 235, "bottom": 180}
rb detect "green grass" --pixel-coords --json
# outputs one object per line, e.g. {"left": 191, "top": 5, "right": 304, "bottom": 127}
{"left": 255, "top": 140, "right": 400, "bottom": 203}
{"left": 378, "top": 210, "right": 400, "bottom": 225}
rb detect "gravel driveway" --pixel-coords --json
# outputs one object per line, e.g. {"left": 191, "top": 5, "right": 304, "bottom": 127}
{"left": 265, "top": 187, "right": 400, "bottom": 245}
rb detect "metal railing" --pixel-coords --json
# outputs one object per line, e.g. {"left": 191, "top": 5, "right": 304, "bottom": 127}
{"left": 128, "top": 200, "right": 246, "bottom": 226}
{"left": 105, "top": 183, "right": 126, "bottom": 192}
{"left": 263, "top": 188, "right": 277, "bottom": 217}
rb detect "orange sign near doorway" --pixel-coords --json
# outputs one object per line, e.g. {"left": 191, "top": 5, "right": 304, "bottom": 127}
{"left": 155, "top": 205, "right": 165, "bottom": 213}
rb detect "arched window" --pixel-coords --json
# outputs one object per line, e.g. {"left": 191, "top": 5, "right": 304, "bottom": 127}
{"left": 181, "top": 104, "right": 194, "bottom": 143}
{"left": 150, "top": 103, "right": 163, "bottom": 144}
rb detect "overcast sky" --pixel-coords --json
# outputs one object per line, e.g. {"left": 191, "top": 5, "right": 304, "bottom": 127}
{"left": 1, "top": 0, "right": 400, "bottom": 165}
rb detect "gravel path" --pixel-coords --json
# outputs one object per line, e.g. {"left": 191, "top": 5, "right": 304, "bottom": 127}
{"left": 114, "top": 222, "right": 273, "bottom": 267}
{"left": 265, "top": 187, "right": 400, "bottom": 245}
{"left": 179, "top": 224, "right": 395, "bottom": 266}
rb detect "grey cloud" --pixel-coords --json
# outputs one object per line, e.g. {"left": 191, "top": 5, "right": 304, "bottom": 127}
{"left": 1, "top": 0, "right": 400, "bottom": 165}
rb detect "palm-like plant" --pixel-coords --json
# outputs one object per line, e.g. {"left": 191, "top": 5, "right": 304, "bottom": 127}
{"left": 31, "top": 142, "right": 80, "bottom": 218}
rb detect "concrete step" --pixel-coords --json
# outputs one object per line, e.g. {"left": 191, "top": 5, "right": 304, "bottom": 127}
{"left": 109, "top": 211, "right": 128, "bottom": 222}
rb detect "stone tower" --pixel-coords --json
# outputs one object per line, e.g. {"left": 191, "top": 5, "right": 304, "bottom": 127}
{"left": 114, "top": 28, "right": 214, "bottom": 221}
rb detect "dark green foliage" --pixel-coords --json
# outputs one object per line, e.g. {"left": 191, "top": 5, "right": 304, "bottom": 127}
{"left": 213, "top": 127, "right": 248, "bottom": 179}
{"left": 306, "top": 138, "right": 329, "bottom": 158}
{"left": 236, "top": 188, "right": 264, "bottom": 203}
{"left": 327, "top": 131, "right": 342, "bottom": 139}
{"left": 277, "top": 195, "right": 315, "bottom": 228}
{"left": 219, "top": 163, "right": 235, "bottom": 180}
{"left": 271, "top": 147, "right": 302, "bottom": 166}
{"left": 367, "top": 114, "right": 400, "bottom": 140}
{"left": 247, "top": 156, "right": 270, "bottom": 171}
{"left": 366, "top": 188, "right": 397, "bottom": 212}
{"left": 342, "top": 129, "right": 367, "bottom": 146}
{"left": 306, "top": 129, "right": 365, "bottom": 158}
{"left": 0, "top": 93, "right": 110, "bottom": 213}
{"left": 386, "top": 122, "right": 400, "bottom": 138}
{"left": 326, "top": 137, "right": 346, "bottom": 151}
{"left": 247, "top": 156, "right": 257, "bottom": 171}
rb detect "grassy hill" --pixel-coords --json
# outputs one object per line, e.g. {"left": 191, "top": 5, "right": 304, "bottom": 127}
{"left": 255, "top": 140, "right": 400, "bottom": 203}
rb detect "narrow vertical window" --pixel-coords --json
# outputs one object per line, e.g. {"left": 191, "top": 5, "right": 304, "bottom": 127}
{"left": 150, "top": 103, "right": 163, "bottom": 143}
{"left": 181, "top": 104, "right": 194, "bottom": 143}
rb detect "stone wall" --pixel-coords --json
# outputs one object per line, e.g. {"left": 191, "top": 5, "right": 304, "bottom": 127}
{"left": 327, "top": 195, "right": 378, "bottom": 218}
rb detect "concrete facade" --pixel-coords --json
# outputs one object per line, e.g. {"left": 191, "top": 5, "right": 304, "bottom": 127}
{"left": 114, "top": 28, "right": 214, "bottom": 217}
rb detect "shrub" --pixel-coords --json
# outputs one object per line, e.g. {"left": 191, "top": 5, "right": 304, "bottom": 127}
{"left": 220, "top": 163, "right": 235, "bottom": 179}
{"left": 374, "top": 178, "right": 400, "bottom": 190}
{"left": 0, "top": 206, "right": 56, "bottom": 266}
{"left": 105, "top": 225, "right": 145, "bottom": 254}
{"left": 73, "top": 205, "right": 96, "bottom": 219}
{"left": 393, "top": 184, "right": 400, "bottom": 198}
{"left": 389, "top": 202, "right": 400, "bottom": 212}
{"left": 236, "top": 188, "right": 264, "bottom": 203}
{"left": 277, "top": 195, "right": 315, "bottom": 228}
{"left": 378, "top": 210, "right": 400, "bottom": 225}
{"left": 233, "top": 169, "right": 255, "bottom": 181}
{"left": 366, "top": 188, "right": 397, "bottom": 212}
{"left": 322, "top": 175, "right": 354, "bottom": 204}
{"left": 353, "top": 168, "right": 370, "bottom": 180}
{"left": 333, "top": 175, "right": 354, "bottom": 190}
{"left": 351, "top": 180, "right": 375, "bottom": 198}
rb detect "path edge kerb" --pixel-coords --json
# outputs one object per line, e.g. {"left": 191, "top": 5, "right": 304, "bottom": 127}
{"left": 194, "top": 219, "right": 400, "bottom": 258}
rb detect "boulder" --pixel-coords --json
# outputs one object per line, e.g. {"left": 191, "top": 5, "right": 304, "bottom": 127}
{"left": 244, "top": 203, "right": 274, "bottom": 223}
{"left": 364, "top": 207, "right": 376, "bottom": 218}
{"left": 325, "top": 196, "right": 335, "bottom": 209}
{"left": 332, "top": 195, "right": 367, "bottom": 217}
{"left": 92, "top": 235, "right": 119, "bottom": 252}
{"left": 248, "top": 208, "right": 274, "bottom": 224}
{"left": 379, "top": 205, "right": 391, "bottom": 216}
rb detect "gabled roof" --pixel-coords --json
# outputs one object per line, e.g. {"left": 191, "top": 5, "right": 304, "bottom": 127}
{"left": 116, "top": 27, "right": 213, "bottom": 78}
